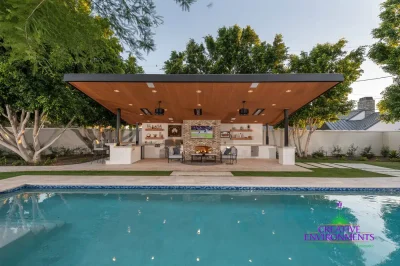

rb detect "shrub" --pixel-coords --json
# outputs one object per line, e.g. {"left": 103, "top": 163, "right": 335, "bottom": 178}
{"left": 11, "top": 160, "right": 27, "bottom": 166}
{"left": 331, "top": 145, "right": 345, "bottom": 158}
{"left": 389, "top": 150, "right": 399, "bottom": 159}
{"left": 346, "top": 144, "right": 358, "bottom": 158}
{"left": 389, "top": 158, "right": 400, "bottom": 162}
{"left": 381, "top": 145, "right": 390, "bottom": 158}
{"left": 312, "top": 147, "right": 325, "bottom": 158}
{"left": 360, "top": 146, "right": 375, "bottom": 159}
{"left": 358, "top": 156, "right": 369, "bottom": 161}
{"left": 0, "top": 156, "right": 7, "bottom": 166}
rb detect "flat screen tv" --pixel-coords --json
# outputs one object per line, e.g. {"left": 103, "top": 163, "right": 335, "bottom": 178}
{"left": 191, "top": 126, "right": 213, "bottom": 139}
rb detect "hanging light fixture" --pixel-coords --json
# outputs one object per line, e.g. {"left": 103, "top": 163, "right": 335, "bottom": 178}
{"left": 239, "top": 101, "right": 249, "bottom": 116}
{"left": 155, "top": 101, "right": 165, "bottom": 116}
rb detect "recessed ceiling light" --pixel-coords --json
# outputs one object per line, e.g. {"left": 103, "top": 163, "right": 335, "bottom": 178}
{"left": 165, "top": 109, "right": 168, "bottom": 111}
{"left": 237, "top": 109, "right": 239, "bottom": 111}
{"left": 286, "top": 90, "right": 291, "bottom": 93}
{"left": 129, "top": 104, "right": 133, "bottom": 106}
{"left": 152, "top": 90, "right": 157, "bottom": 93}
{"left": 168, "top": 118, "right": 173, "bottom": 120}
{"left": 113, "top": 90, "right": 119, "bottom": 92}
{"left": 147, "top": 120, "right": 150, "bottom": 122}
{"left": 196, "top": 90, "right": 202, "bottom": 93}
{"left": 272, "top": 104, "right": 276, "bottom": 106}
{"left": 261, "top": 114, "right": 265, "bottom": 116}
{"left": 197, "top": 103, "right": 201, "bottom": 106}
{"left": 146, "top": 82, "right": 155, "bottom": 88}
{"left": 248, "top": 90, "right": 253, "bottom": 93}
{"left": 254, "top": 121, "right": 258, "bottom": 122}
{"left": 140, "top": 114, "right": 143, "bottom": 116}
{"left": 250, "top": 83, "right": 259, "bottom": 89}
{"left": 231, "top": 118, "right": 236, "bottom": 120}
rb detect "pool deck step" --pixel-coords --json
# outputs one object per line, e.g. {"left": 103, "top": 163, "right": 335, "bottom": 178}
{"left": 171, "top": 171, "right": 233, "bottom": 177}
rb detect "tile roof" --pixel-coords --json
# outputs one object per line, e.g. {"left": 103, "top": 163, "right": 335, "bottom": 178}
{"left": 322, "top": 111, "right": 381, "bottom": 130}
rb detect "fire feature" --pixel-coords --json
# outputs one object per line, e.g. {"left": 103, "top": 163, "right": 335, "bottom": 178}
{"left": 195, "top": 146, "right": 212, "bottom": 154}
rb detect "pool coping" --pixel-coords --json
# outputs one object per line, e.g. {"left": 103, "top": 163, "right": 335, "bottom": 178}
{"left": 1, "top": 175, "right": 400, "bottom": 195}
{"left": 2, "top": 184, "right": 400, "bottom": 195}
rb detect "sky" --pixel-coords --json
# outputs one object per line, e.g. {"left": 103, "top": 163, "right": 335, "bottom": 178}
{"left": 138, "top": 0, "right": 393, "bottom": 105}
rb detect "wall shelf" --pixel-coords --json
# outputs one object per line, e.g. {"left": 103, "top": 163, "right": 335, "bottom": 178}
{"left": 145, "top": 129, "right": 164, "bottom": 131}
{"left": 231, "top": 137, "right": 253, "bottom": 140}
{"left": 145, "top": 137, "right": 164, "bottom": 140}
{"left": 230, "top": 129, "right": 253, "bottom": 132}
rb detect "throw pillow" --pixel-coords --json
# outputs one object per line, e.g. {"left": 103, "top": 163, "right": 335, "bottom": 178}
{"left": 173, "top": 147, "right": 180, "bottom": 155}
{"left": 224, "top": 148, "right": 231, "bottom": 155}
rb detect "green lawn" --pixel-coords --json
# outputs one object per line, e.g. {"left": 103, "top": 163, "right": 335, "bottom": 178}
{"left": 296, "top": 158, "right": 400, "bottom": 170}
{"left": 232, "top": 168, "right": 390, "bottom": 177}
{"left": 0, "top": 171, "right": 172, "bottom": 180}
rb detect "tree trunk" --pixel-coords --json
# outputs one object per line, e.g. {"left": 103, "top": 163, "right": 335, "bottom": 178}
{"left": 303, "top": 121, "right": 316, "bottom": 157}
{"left": 0, "top": 105, "right": 75, "bottom": 163}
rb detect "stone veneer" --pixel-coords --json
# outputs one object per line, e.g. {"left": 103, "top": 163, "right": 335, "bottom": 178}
{"left": 182, "top": 120, "right": 221, "bottom": 161}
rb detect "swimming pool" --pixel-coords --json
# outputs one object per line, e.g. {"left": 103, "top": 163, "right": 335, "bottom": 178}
{"left": 1, "top": 189, "right": 399, "bottom": 266}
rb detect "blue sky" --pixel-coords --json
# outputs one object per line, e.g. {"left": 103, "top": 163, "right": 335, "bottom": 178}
{"left": 139, "top": 0, "right": 392, "bottom": 105}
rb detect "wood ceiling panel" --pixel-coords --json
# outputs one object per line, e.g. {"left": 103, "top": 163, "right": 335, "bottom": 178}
{"left": 70, "top": 81, "right": 338, "bottom": 125}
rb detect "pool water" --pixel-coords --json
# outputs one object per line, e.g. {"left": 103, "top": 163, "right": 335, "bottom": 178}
{"left": 1, "top": 190, "right": 400, "bottom": 266}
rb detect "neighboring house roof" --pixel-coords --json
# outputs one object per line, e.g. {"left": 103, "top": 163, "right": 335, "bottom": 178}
{"left": 321, "top": 111, "right": 381, "bottom": 130}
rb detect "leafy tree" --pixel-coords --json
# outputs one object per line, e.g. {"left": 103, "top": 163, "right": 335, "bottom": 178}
{"left": 0, "top": 0, "right": 196, "bottom": 65}
{"left": 163, "top": 25, "right": 289, "bottom": 74}
{"left": 0, "top": 12, "right": 144, "bottom": 162}
{"left": 369, "top": 0, "right": 400, "bottom": 122}
{"left": 288, "top": 39, "right": 365, "bottom": 156}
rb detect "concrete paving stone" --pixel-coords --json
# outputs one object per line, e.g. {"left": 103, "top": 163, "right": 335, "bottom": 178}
{"left": 171, "top": 171, "right": 233, "bottom": 176}
{"left": 306, "top": 163, "right": 333, "bottom": 168}
{"left": 320, "top": 163, "right": 348, "bottom": 168}
{"left": 295, "top": 163, "right": 317, "bottom": 169}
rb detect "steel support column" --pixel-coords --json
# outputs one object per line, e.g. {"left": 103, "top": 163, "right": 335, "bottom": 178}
{"left": 116, "top": 108, "right": 121, "bottom": 146}
{"left": 284, "top": 109, "right": 289, "bottom": 147}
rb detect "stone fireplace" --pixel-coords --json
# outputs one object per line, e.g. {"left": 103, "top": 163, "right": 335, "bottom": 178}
{"left": 182, "top": 120, "right": 221, "bottom": 161}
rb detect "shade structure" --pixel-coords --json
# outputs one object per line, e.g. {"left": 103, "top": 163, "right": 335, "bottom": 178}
{"left": 64, "top": 73, "right": 343, "bottom": 125}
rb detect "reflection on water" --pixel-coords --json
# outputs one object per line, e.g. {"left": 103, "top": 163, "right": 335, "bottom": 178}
{"left": 0, "top": 191, "right": 399, "bottom": 266}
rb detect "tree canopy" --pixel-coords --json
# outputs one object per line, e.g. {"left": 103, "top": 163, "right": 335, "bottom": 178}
{"left": 0, "top": 0, "right": 196, "bottom": 67}
{"left": 0, "top": 1, "right": 145, "bottom": 162}
{"left": 369, "top": 0, "right": 400, "bottom": 122}
{"left": 163, "top": 25, "right": 289, "bottom": 74}
{"left": 288, "top": 39, "right": 365, "bottom": 156}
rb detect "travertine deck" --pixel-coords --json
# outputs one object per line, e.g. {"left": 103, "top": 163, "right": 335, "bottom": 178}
{"left": 0, "top": 159, "right": 309, "bottom": 172}
{"left": 1, "top": 175, "right": 400, "bottom": 193}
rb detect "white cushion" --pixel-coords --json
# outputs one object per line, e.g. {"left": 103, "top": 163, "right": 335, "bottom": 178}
{"left": 169, "top": 155, "right": 182, "bottom": 159}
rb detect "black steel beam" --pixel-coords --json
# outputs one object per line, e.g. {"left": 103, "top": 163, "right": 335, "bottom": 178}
{"left": 64, "top": 73, "right": 344, "bottom": 83}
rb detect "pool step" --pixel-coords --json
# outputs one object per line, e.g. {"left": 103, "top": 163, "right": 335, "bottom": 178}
{"left": 171, "top": 171, "right": 233, "bottom": 177}
{"left": 0, "top": 220, "right": 65, "bottom": 248}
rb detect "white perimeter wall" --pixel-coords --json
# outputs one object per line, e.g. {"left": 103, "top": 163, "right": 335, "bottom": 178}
{"left": 270, "top": 129, "right": 400, "bottom": 155}
{"left": 1, "top": 127, "right": 399, "bottom": 156}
